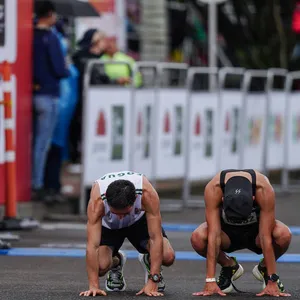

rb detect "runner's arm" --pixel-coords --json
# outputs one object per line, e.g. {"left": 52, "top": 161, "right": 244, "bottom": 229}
{"left": 86, "top": 183, "right": 104, "bottom": 289}
{"left": 256, "top": 184, "right": 277, "bottom": 275}
{"left": 204, "top": 182, "right": 222, "bottom": 279}
{"left": 143, "top": 179, "right": 163, "bottom": 276}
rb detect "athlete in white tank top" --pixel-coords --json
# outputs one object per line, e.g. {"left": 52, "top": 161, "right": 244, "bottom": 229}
{"left": 95, "top": 171, "right": 145, "bottom": 229}
{"left": 80, "top": 170, "right": 176, "bottom": 297}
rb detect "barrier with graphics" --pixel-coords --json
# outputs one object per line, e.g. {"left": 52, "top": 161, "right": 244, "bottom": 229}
{"left": 80, "top": 62, "right": 300, "bottom": 214}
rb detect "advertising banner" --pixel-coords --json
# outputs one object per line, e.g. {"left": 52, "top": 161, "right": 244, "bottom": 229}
{"left": 0, "top": 0, "right": 17, "bottom": 63}
{"left": 287, "top": 93, "right": 300, "bottom": 169}
{"left": 155, "top": 89, "right": 186, "bottom": 179}
{"left": 267, "top": 92, "right": 285, "bottom": 169}
{"left": 82, "top": 88, "right": 131, "bottom": 185}
{"left": 188, "top": 92, "right": 219, "bottom": 180}
{"left": 133, "top": 89, "right": 154, "bottom": 178}
{"left": 243, "top": 94, "right": 267, "bottom": 170}
{"left": 218, "top": 91, "right": 242, "bottom": 171}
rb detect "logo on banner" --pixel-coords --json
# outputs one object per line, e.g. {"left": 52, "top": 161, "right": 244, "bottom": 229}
{"left": 248, "top": 117, "right": 262, "bottom": 145}
{"left": 144, "top": 106, "right": 151, "bottom": 158}
{"left": 231, "top": 108, "right": 239, "bottom": 153}
{"left": 174, "top": 106, "right": 183, "bottom": 155}
{"left": 92, "top": 110, "right": 107, "bottom": 156}
{"left": 164, "top": 111, "right": 171, "bottom": 133}
{"left": 225, "top": 112, "right": 230, "bottom": 132}
{"left": 161, "top": 110, "right": 172, "bottom": 153}
{"left": 204, "top": 109, "right": 214, "bottom": 157}
{"left": 194, "top": 114, "right": 201, "bottom": 136}
{"left": 269, "top": 115, "right": 283, "bottom": 143}
{"left": 111, "top": 106, "right": 125, "bottom": 160}
{"left": 96, "top": 110, "right": 106, "bottom": 136}
{"left": 137, "top": 111, "right": 142, "bottom": 136}
{"left": 293, "top": 115, "right": 300, "bottom": 142}
{"left": 192, "top": 113, "right": 202, "bottom": 151}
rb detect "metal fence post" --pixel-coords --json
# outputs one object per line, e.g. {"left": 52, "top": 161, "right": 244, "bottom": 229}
{"left": 182, "top": 67, "right": 218, "bottom": 208}
{"left": 153, "top": 63, "right": 188, "bottom": 211}
{"left": 261, "top": 69, "right": 287, "bottom": 180}
{"left": 239, "top": 70, "right": 268, "bottom": 170}
{"left": 133, "top": 62, "right": 158, "bottom": 180}
{"left": 281, "top": 72, "right": 300, "bottom": 192}
{"left": 217, "top": 68, "right": 245, "bottom": 172}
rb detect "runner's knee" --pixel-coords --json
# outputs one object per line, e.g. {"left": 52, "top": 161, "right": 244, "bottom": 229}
{"left": 162, "top": 249, "right": 175, "bottom": 266}
{"left": 98, "top": 251, "right": 113, "bottom": 276}
{"left": 99, "top": 259, "right": 112, "bottom": 276}
{"left": 274, "top": 226, "right": 292, "bottom": 247}
{"left": 191, "top": 227, "right": 207, "bottom": 251}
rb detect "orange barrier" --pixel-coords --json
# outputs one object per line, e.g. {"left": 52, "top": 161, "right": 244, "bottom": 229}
{"left": 0, "top": 61, "right": 17, "bottom": 219}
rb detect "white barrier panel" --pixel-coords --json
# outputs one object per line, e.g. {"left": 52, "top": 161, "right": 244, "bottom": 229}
{"left": 267, "top": 92, "right": 285, "bottom": 169}
{"left": 243, "top": 94, "right": 267, "bottom": 170}
{"left": 287, "top": 93, "right": 300, "bottom": 169}
{"left": 219, "top": 91, "right": 242, "bottom": 170}
{"left": 188, "top": 92, "right": 219, "bottom": 180}
{"left": 82, "top": 88, "right": 131, "bottom": 185}
{"left": 155, "top": 88, "right": 187, "bottom": 179}
{"left": 133, "top": 89, "right": 155, "bottom": 178}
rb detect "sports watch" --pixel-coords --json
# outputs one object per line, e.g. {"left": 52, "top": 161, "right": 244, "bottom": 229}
{"left": 268, "top": 274, "right": 279, "bottom": 282}
{"left": 148, "top": 273, "right": 162, "bottom": 283}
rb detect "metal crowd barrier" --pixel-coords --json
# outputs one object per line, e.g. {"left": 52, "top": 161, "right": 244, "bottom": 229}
{"left": 80, "top": 61, "right": 300, "bottom": 214}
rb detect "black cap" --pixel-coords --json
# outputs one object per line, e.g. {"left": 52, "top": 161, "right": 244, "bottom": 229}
{"left": 223, "top": 176, "right": 253, "bottom": 220}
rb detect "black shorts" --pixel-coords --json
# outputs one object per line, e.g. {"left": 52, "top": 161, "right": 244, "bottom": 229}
{"left": 221, "top": 220, "right": 262, "bottom": 254}
{"left": 100, "top": 214, "right": 168, "bottom": 256}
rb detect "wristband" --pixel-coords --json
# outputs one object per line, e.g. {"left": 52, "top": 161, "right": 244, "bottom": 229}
{"left": 206, "top": 278, "right": 216, "bottom": 283}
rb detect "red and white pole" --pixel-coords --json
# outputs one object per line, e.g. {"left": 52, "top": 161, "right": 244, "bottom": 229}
{"left": 1, "top": 61, "right": 17, "bottom": 219}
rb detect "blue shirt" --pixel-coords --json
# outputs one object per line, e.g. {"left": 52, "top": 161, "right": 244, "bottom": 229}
{"left": 33, "top": 27, "right": 70, "bottom": 97}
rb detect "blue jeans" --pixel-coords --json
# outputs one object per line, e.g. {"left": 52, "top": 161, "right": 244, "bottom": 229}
{"left": 32, "top": 95, "right": 58, "bottom": 189}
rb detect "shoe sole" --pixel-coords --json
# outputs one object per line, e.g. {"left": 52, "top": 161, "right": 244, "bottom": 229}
{"left": 222, "top": 264, "right": 244, "bottom": 293}
{"left": 138, "top": 254, "right": 165, "bottom": 292}
{"left": 105, "top": 250, "right": 127, "bottom": 292}
{"left": 252, "top": 265, "right": 266, "bottom": 289}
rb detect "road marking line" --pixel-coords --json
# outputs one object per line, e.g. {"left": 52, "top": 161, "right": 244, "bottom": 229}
{"left": 1, "top": 248, "right": 300, "bottom": 262}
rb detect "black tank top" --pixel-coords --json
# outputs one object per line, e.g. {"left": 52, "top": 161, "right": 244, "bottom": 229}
{"left": 220, "top": 169, "right": 260, "bottom": 226}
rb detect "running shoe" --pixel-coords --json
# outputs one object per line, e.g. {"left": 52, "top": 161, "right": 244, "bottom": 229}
{"left": 252, "top": 259, "right": 285, "bottom": 292}
{"left": 105, "top": 250, "right": 127, "bottom": 292}
{"left": 217, "top": 257, "right": 244, "bottom": 293}
{"left": 138, "top": 253, "right": 165, "bottom": 292}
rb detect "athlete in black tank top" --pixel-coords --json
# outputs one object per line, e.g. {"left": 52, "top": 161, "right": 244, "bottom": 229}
{"left": 190, "top": 169, "right": 292, "bottom": 297}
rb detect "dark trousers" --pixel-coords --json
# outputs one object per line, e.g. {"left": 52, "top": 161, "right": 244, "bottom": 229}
{"left": 44, "top": 144, "right": 63, "bottom": 192}
{"left": 68, "top": 101, "right": 82, "bottom": 163}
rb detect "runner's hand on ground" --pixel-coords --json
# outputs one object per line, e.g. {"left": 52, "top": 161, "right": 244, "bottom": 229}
{"left": 193, "top": 282, "right": 226, "bottom": 297}
{"left": 79, "top": 288, "right": 107, "bottom": 297}
{"left": 256, "top": 282, "right": 291, "bottom": 297}
{"left": 136, "top": 280, "right": 164, "bottom": 297}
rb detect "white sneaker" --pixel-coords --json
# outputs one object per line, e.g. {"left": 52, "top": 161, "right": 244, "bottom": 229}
{"left": 105, "top": 250, "right": 127, "bottom": 292}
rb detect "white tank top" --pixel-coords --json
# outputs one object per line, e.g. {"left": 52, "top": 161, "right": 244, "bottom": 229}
{"left": 95, "top": 171, "right": 145, "bottom": 229}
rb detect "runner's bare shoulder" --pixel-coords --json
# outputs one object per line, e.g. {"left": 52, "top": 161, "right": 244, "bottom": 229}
{"left": 255, "top": 170, "right": 273, "bottom": 190}
{"left": 87, "top": 183, "right": 105, "bottom": 221}
{"left": 141, "top": 176, "right": 159, "bottom": 212}
{"left": 204, "top": 172, "right": 223, "bottom": 206}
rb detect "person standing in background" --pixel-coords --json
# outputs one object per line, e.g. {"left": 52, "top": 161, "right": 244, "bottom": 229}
{"left": 101, "top": 38, "right": 142, "bottom": 88}
{"left": 32, "top": 1, "right": 70, "bottom": 201}
{"left": 43, "top": 19, "right": 79, "bottom": 205}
